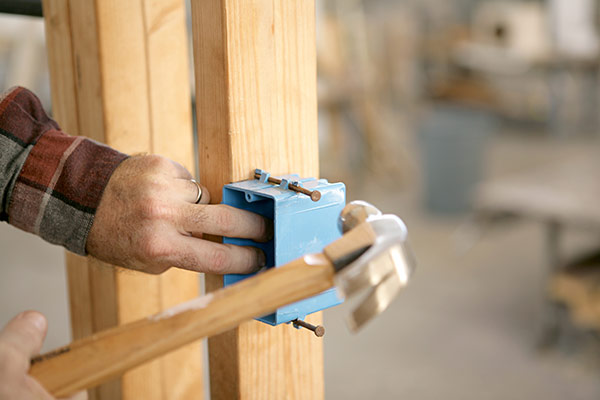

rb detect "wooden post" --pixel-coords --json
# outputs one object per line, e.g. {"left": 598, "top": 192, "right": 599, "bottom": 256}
{"left": 190, "top": 1, "right": 323, "bottom": 399}
{"left": 42, "top": 1, "right": 203, "bottom": 399}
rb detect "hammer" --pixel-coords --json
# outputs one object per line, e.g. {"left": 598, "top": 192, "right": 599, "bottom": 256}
{"left": 29, "top": 201, "right": 416, "bottom": 397}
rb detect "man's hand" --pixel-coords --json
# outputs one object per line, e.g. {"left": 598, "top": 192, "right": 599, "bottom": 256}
{"left": 0, "top": 311, "right": 55, "bottom": 399}
{"left": 86, "top": 155, "right": 271, "bottom": 274}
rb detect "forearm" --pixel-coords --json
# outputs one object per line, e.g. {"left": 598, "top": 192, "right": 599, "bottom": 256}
{"left": 0, "top": 87, "right": 127, "bottom": 254}
{"left": 1, "top": 87, "right": 267, "bottom": 273}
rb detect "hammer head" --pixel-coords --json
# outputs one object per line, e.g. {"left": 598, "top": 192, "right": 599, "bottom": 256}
{"left": 332, "top": 202, "right": 416, "bottom": 332}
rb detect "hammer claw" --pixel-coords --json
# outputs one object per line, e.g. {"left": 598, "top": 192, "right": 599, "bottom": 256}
{"left": 334, "top": 203, "right": 416, "bottom": 332}
{"left": 338, "top": 245, "right": 401, "bottom": 297}
{"left": 348, "top": 269, "right": 404, "bottom": 332}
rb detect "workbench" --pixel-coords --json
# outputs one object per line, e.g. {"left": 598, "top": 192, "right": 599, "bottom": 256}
{"left": 474, "top": 152, "right": 600, "bottom": 344}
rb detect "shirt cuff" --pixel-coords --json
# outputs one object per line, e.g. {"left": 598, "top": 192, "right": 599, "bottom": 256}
{"left": 2, "top": 87, "right": 128, "bottom": 255}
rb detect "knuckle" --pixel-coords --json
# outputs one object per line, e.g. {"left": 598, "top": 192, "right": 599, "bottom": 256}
{"left": 171, "top": 160, "right": 192, "bottom": 178}
{"left": 144, "top": 154, "right": 171, "bottom": 171}
{"left": 205, "top": 247, "right": 230, "bottom": 274}
{"left": 140, "top": 174, "right": 169, "bottom": 196}
{"left": 144, "top": 264, "right": 170, "bottom": 275}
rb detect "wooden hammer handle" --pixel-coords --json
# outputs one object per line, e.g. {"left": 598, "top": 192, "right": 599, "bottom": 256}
{"left": 29, "top": 254, "right": 335, "bottom": 397}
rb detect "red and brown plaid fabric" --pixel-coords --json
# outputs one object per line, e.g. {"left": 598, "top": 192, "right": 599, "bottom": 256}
{"left": 0, "top": 87, "right": 127, "bottom": 254}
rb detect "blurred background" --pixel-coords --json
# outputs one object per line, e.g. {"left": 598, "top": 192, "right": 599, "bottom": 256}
{"left": 2, "top": 0, "right": 600, "bottom": 398}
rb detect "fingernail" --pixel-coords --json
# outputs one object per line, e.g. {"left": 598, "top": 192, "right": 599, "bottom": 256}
{"left": 22, "top": 311, "right": 47, "bottom": 333}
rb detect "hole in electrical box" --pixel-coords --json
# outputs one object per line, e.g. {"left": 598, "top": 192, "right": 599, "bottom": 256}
{"left": 222, "top": 188, "right": 275, "bottom": 271}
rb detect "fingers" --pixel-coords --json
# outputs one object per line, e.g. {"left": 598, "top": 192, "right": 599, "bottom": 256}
{"left": 0, "top": 311, "right": 47, "bottom": 359}
{"left": 167, "top": 160, "right": 192, "bottom": 180}
{"left": 195, "top": 182, "right": 210, "bottom": 204}
{"left": 125, "top": 154, "right": 192, "bottom": 180}
{"left": 0, "top": 312, "right": 54, "bottom": 399}
{"left": 181, "top": 204, "right": 272, "bottom": 242}
{"left": 170, "top": 238, "right": 266, "bottom": 274}
{"left": 173, "top": 179, "right": 211, "bottom": 205}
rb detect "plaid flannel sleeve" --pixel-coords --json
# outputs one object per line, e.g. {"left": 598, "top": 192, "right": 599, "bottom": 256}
{"left": 0, "top": 87, "right": 128, "bottom": 255}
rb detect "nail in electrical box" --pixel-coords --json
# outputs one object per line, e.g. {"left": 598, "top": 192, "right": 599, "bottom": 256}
{"left": 222, "top": 169, "right": 346, "bottom": 328}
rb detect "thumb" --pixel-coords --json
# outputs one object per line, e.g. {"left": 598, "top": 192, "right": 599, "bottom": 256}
{"left": 0, "top": 311, "right": 47, "bottom": 359}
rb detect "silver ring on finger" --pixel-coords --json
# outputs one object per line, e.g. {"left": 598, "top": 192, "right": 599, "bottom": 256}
{"left": 191, "top": 179, "right": 203, "bottom": 204}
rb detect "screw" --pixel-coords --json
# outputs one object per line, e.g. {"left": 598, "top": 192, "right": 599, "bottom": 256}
{"left": 254, "top": 173, "right": 321, "bottom": 202}
{"left": 292, "top": 319, "right": 325, "bottom": 337}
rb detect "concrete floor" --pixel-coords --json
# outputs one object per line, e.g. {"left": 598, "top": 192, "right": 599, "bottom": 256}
{"left": 322, "top": 131, "right": 600, "bottom": 399}
{"left": 1, "top": 131, "right": 600, "bottom": 399}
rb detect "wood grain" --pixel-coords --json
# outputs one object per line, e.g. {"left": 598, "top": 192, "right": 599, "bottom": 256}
{"left": 43, "top": 1, "right": 202, "bottom": 399}
{"left": 190, "top": 1, "right": 323, "bottom": 398}
{"left": 323, "top": 222, "right": 377, "bottom": 266}
{"left": 30, "top": 255, "right": 335, "bottom": 398}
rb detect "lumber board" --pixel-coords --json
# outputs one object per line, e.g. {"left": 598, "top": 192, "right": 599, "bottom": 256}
{"left": 43, "top": 1, "right": 203, "bottom": 399}
{"left": 190, "top": 1, "right": 323, "bottom": 398}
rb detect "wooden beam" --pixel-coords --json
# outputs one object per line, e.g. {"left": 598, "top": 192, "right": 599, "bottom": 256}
{"left": 43, "top": 1, "right": 203, "bottom": 399}
{"left": 190, "top": 1, "right": 323, "bottom": 399}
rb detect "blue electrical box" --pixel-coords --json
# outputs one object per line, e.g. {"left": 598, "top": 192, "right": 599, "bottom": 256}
{"left": 222, "top": 169, "right": 346, "bottom": 325}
